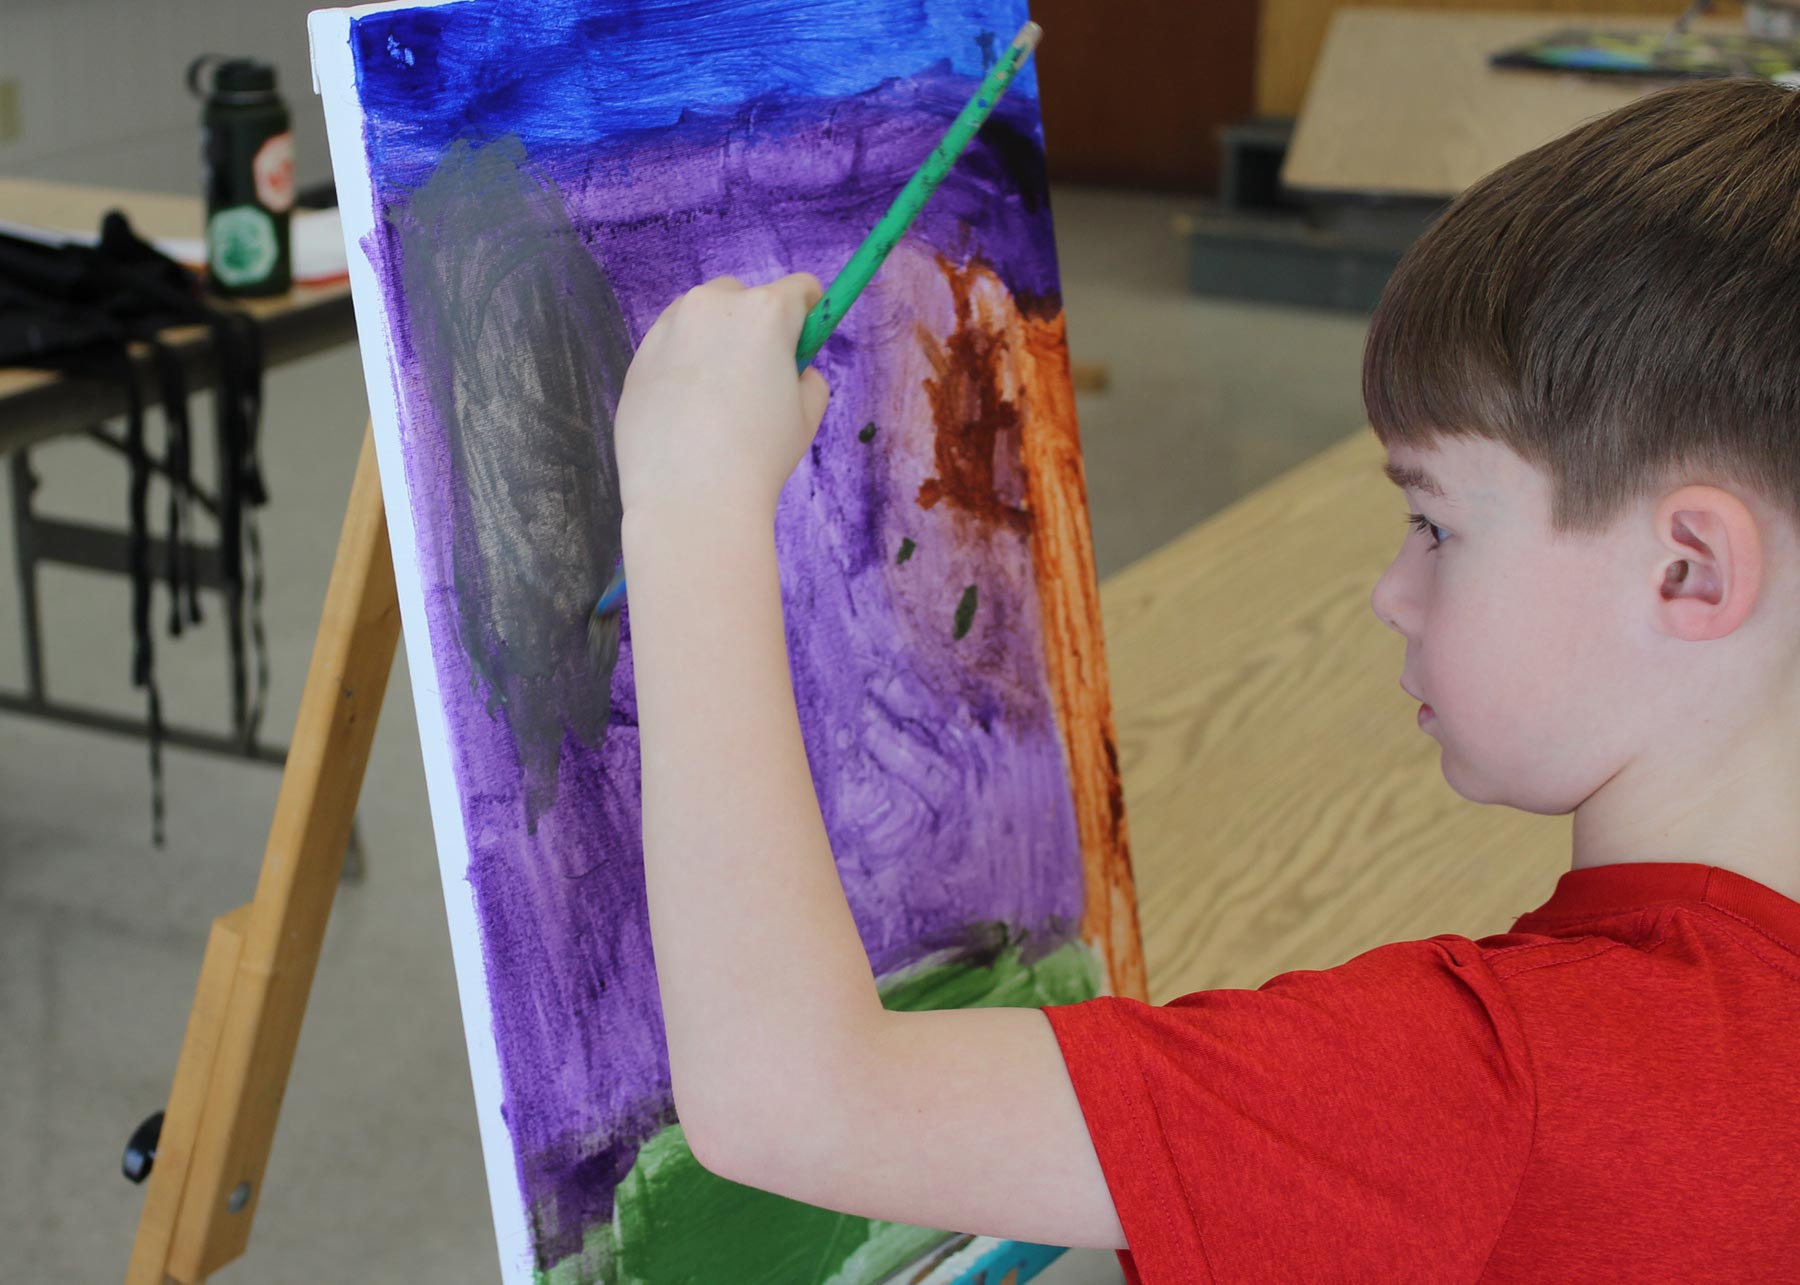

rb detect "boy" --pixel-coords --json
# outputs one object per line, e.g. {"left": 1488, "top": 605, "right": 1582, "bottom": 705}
{"left": 611, "top": 76, "right": 1800, "bottom": 1282}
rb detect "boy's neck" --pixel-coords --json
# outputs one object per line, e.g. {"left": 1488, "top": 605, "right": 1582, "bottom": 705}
{"left": 1570, "top": 687, "right": 1800, "bottom": 906}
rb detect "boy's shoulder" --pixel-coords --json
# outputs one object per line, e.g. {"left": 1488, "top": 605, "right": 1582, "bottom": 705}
{"left": 1453, "top": 927, "right": 1634, "bottom": 982}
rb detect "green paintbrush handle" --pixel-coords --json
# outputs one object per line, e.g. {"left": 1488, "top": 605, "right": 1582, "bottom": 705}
{"left": 596, "top": 22, "right": 1042, "bottom": 623}
{"left": 793, "top": 19, "right": 1043, "bottom": 371}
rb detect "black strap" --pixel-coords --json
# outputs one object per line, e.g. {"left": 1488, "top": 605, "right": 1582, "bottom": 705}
{"left": 207, "top": 304, "right": 271, "bottom": 744}
{"left": 147, "top": 340, "right": 199, "bottom": 635}
{"left": 111, "top": 343, "right": 167, "bottom": 845}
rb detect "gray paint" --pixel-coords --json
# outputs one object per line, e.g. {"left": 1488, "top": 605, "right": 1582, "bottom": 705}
{"left": 393, "top": 134, "right": 633, "bottom": 833}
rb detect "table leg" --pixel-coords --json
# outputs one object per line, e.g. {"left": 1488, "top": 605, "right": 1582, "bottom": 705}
{"left": 9, "top": 449, "right": 46, "bottom": 701}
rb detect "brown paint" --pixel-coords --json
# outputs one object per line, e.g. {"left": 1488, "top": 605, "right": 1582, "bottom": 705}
{"left": 914, "top": 253, "right": 1147, "bottom": 1004}
{"left": 915, "top": 255, "right": 1032, "bottom": 535}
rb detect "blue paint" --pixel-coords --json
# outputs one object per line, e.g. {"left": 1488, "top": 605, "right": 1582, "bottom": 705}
{"left": 352, "top": 0, "right": 1037, "bottom": 183}
{"left": 945, "top": 1239, "right": 1068, "bottom": 1284}
{"left": 595, "top": 564, "right": 627, "bottom": 614}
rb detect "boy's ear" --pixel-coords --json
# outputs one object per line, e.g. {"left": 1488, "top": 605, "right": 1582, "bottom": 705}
{"left": 1652, "top": 484, "right": 1762, "bottom": 641}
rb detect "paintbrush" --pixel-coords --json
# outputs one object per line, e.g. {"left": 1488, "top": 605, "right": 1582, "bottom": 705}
{"left": 586, "top": 19, "right": 1044, "bottom": 672}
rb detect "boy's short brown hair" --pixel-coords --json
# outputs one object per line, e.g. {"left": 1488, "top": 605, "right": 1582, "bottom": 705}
{"left": 1363, "top": 77, "right": 1800, "bottom": 537}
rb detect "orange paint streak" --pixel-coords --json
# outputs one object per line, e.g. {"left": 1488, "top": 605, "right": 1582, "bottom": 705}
{"left": 918, "top": 254, "right": 1147, "bottom": 1003}
{"left": 1014, "top": 304, "right": 1148, "bottom": 1004}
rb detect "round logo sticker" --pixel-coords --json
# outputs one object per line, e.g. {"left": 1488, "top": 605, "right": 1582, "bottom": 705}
{"left": 253, "top": 131, "right": 295, "bottom": 213}
{"left": 208, "top": 205, "right": 278, "bottom": 287}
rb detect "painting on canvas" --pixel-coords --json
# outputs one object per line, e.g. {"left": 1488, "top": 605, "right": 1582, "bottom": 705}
{"left": 309, "top": 1, "right": 1141, "bottom": 1280}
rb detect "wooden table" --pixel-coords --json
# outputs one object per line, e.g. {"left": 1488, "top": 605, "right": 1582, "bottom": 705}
{"left": 1098, "top": 429, "right": 1570, "bottom": 1001}
{"left": 1281, "top": 7, "right": 1741, "bottom": 198}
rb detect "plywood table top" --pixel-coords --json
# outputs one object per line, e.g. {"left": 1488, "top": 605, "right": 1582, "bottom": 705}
{"left": 1282, "top": 8, "right": 1741, "bottom": 198}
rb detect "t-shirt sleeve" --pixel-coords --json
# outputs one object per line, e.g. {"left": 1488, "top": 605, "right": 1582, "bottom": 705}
{"left": 1040, "top": 934, "right": 1536, "bottom": 1284}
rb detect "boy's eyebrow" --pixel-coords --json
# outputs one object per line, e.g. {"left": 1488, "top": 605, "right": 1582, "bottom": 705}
{"left": 1382, "top": 461, "right": 1448, "bottom": 500}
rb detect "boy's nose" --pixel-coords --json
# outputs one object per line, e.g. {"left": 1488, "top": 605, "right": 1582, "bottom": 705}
{"left": 1369, "top": 561, "right": 1407, "bottom": 636}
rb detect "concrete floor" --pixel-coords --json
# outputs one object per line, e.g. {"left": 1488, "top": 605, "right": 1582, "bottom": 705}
{"left": 0, "top": 187, "right": 1372, "bottom": 1283}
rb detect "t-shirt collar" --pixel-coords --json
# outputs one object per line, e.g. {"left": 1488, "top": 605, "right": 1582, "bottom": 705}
{"left": 1514, "top": 861, "right": 1800, "bottom": 957}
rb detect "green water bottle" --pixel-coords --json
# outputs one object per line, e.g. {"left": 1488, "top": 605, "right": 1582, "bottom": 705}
{"left": 188, "top": 54, "right": 294, "bottom": 297}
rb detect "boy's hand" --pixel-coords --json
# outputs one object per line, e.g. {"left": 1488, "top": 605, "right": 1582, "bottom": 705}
{"left": 614, "top": 272, "right": 831, "bottom": 526}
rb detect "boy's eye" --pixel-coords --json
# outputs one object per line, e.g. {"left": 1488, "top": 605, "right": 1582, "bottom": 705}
{"left": 1406, "top": 511, "right": 1448, "bottom": 549}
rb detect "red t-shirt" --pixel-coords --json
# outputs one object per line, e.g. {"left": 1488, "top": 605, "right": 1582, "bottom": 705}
{"left": 1041, "top": 862, "right": 1800, "bottom": 1283}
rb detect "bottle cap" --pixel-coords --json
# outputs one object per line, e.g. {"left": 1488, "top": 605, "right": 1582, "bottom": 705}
{"left": 187, "top": 54, "right": 278, "bottom": 100}
{"left": 214, "top": 59, "right": 277, "bottom": 94}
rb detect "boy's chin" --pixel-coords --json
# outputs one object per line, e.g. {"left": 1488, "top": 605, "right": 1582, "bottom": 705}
{"left": 1439, "top": 749, "right": 1587, "bottom": 815}
{"left": 1436, "top": 742, "right": 1505, "bottom": 807}
{"left": 1437, "top": 750, "right": 1487, "bottom": 804}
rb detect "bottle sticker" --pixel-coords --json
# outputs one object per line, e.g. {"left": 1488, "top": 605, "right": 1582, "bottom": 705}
{"left": 209, "top": 205, "right": 278, "bottom": 287}
{"left": 253, "top": 131, "right": 295, "bottom": 213}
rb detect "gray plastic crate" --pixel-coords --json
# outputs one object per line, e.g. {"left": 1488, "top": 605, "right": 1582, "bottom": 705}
{"left": 1188, "top": 116, "right": 1447, "bottom": 313}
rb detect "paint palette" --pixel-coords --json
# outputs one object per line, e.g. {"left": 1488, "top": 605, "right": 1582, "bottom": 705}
{"left": 1490, "top": 26, "right": 1800, "bottom": 79}
{"left": 309, "top": 3, "right": 1139, "bottom": 1281}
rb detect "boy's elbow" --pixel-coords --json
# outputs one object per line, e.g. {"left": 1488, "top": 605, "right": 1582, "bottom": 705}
{"left": 674, "top": 1079, "right": 783, "bottom": 1185}
{"left": 681, "top": 1109, "right": 801, "bottom": 1195}
{"left": 680, "top": 1114, "right": 734, "bottom": 1179}
{"left": 672, "top": 1022, "right": 884, "bottom": 1195}
{"left": 676, "top": 1069, "right": 859, "bottom": 1203}
{"left": 673, "top": 1086, "right": 747, "bottom": 1179}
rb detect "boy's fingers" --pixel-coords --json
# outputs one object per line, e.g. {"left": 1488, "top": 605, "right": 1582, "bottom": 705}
{"left": 652, "top": 274, "right": 746, "bottom": 340}
{"left": 678, "top": 276, "right": 744, "bottom": 310}
{"left": 799, "top": 366, "right": 830, "bottom": 431}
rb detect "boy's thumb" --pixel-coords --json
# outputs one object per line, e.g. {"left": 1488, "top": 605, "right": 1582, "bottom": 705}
{"left": 799, "top": 367, "right": 830, "bottom": 431}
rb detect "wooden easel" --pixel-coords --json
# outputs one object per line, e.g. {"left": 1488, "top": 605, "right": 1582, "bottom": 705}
{"left": 127, "top": 424, "right": 399, "bottom": 1284}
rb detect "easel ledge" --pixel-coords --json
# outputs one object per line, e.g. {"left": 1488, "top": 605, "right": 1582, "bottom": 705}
{"left": 128, "top": 425, "right": 399, "bottom": 1283}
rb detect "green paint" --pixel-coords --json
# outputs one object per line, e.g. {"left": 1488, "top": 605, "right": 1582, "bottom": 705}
{"left": 953, "top": 584, "right": 978, "bottom": 640}
{"left": 792, "top": 23, "right": 1040, "bottom": 371}
{"left": 535, "top": 934, "right": 1107, "bottom": 1284}
{"left": 896, "top": 537, "right": 916, "bottom": 564}
{"left": 612, "top": 1124, "right": 946, "bottom": 1285}
{"left": 858, "top": 421, "right": 877, "bottom": 443}
{"left": 874, "top": 923, "right": 1109, "bottom": 1013}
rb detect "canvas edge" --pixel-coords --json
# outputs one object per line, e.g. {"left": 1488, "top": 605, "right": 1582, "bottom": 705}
{"left": 307, "top": 8, "right": 538, "bottom": 1283}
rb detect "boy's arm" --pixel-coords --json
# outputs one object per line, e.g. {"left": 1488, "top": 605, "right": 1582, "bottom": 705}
{"left": 713, "top": 1007, "right": 1128, "bottom": 1252}
{"left": 617, "top": 275, "right": 1126, "bottom": 1252}
{"left": 625, "top": 497, "right": 1125, "bottom": 1252}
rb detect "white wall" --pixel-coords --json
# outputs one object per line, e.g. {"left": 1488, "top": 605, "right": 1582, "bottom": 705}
{"left": 0, "top": 0, "right": 331, "bottom": 197}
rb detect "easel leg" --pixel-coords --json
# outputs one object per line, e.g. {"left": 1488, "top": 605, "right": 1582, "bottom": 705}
{"left": 128, "top": 424, "right": 400, "bottom": 1284}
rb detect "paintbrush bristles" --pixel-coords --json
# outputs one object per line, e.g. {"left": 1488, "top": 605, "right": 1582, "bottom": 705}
{"left": 588, "top": 563, "right": 627, "bottom": 674}
{"left": 1014, "top": 21, "right": 1043, "bottom": 55}
{"left": 586, "top": 605, "right": 622, "bottom": 677}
